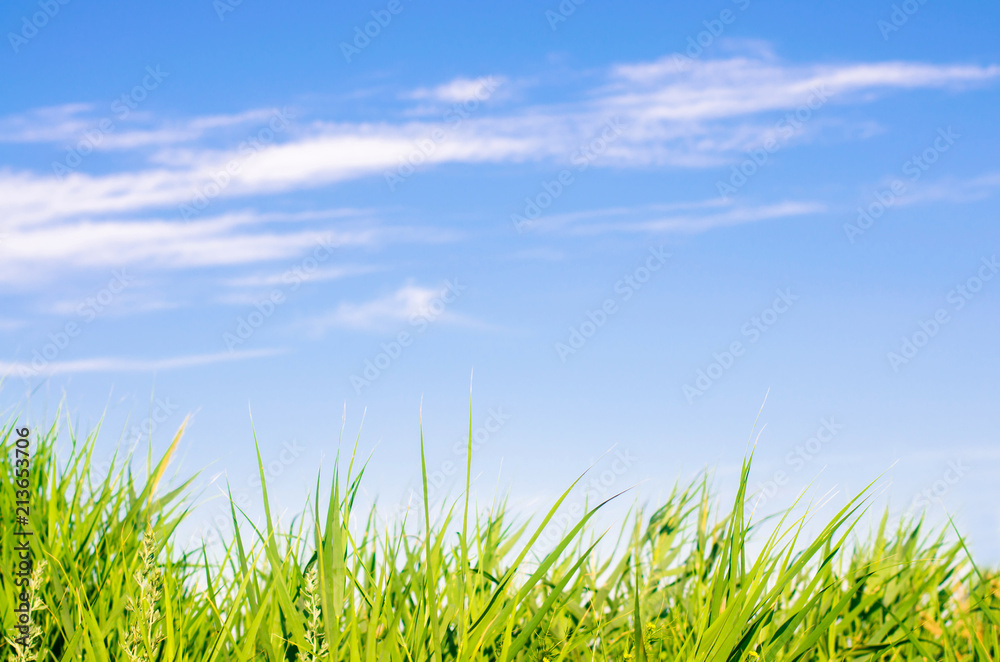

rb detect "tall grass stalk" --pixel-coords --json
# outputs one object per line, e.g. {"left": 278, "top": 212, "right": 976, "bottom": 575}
{"left": 0, "top": 412, "right": 997, "bottom": 661}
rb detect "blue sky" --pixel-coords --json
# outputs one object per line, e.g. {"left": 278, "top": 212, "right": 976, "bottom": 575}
{"left": 2, "top": 0, "right": 999, "bottom": 558}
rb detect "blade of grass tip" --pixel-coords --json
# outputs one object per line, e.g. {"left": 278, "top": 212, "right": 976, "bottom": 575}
{"left": 457, "top": 374, "right": 474, "bottom": 660}
{"left": 633, "top": 518, "right": 648, "bottom": 662}
{"left": 146, "top": 415, "right": 189, "bottom": 509}
{"left": 419, "top": 406, "right": 443, "bottom": 662}
{"left": 248, "top": 406, "right": 309, "bottom": 651}
{"left": 946, "top": 514, "right": 1000, "bottom": 627}
{"left": 741, "top": 388, "right": 769, "bottom": 457}
{"left": 346, "top": 407, "right": 366, "bottom": 488}
{"left": 471, "top": 485, "right": 630, "bottom": 641}
{"left": 227, "top": 482, "right": 259, "bottom": 611}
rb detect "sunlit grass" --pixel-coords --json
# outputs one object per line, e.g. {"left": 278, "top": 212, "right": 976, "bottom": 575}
{"left": 1, "top": 410, "right": 997, "bottom": 661}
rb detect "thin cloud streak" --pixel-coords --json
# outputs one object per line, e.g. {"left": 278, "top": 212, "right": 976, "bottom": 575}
{"left": 0, "top": 105, "right": 282, "bottom": 149}
{"left": 1, "top": 55, "right": 997, "bottom": 228}
{"left": 529, "top": 199, "right": 826, "bottom": 235}
{"left": 0, "top": 216, "right": 379, "bottom": 286}
{"left": 0, "top": 348, "right": 285, "bottom": 377}
{"left": 897, "top": 171, "right": 1000, "bottom": 206}
{"left": 222, "top": 264, "right": 382, "bottom": 289}
{"left": 300, "top": 282, "right": 477, "bottom": 336}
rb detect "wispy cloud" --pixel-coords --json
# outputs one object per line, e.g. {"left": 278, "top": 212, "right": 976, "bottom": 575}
{"left": 0, "top": 319, "right": 25, "bottom": 332}
{"left": 301, "top": 282, "right": 473, "bottom": 335}
{"left": 530, "top": 199, "right": 826, "bottom": 234}
{"left": 0, "top": 210, "right": 381, "bottom": 286}
{"left": 406, "top": 75, "right": 508, "bottom": 103}
{"left": 1, "top": 53, "right": 996, "bottom": 230}
{"left": 0, "top": 204, "right": 469, "bottom": 289}
{"left": 40, "top": 293, "right": 179, "bottom": 317}
{"left": 0, "top": 103, "right": 96, "bottom": 143}
{"left": 1, "top": 348, "right": 284, "bottom": 377}
{"left": 0, "top": 104, "right": 282, "bottom": 149}
{"left": 222, "top": 264, "right": 382, "bottom": 289}
{"left": 897, "top": 171, "right": 1000, "bottom": 206}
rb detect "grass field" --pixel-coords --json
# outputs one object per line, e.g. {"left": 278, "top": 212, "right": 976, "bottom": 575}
{"left": 1, "top": 414, "right": 998, "bottom": 662}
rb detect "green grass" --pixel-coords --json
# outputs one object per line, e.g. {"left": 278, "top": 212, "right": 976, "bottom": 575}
{"left": 1, "top": 411, "right": 998, "bottom": 661}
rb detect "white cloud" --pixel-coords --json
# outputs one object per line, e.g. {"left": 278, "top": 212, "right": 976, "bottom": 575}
{"left": 0, "top": 104, "right": 282, "bottom": 149}
{"left": 222, "top": 264, "right": 381, "bottom": 289}
{"left": 897, "top": 171, "right": 1000, "bottom": 206}
{"left": 578, "top": 200, "right": 827, "bottom": 234}
{"left": 528, "top": 199, "right": 825, "bottom": 234}
{"left": 407, "top": 76, "right": 507, "bottom": 103}
{"left": 0, "top": 201, "right": 460, "bottom": 289}
{"left": 0, "top": 348, "right": 284, "bottom": 377}
{"left": 1, "top": 54, "right": 996, "bottom": 230}
{"left": 41, "top": 294, "right": 180, "bottom": 317}
{"left": 302, "top": 281, "right": 471, "bottom": 335}
{"left": 0, "top": 211, "right": 380, "bottom": 286}
{"left": 0, "top": 103, "right": 95, "bottom": 143}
